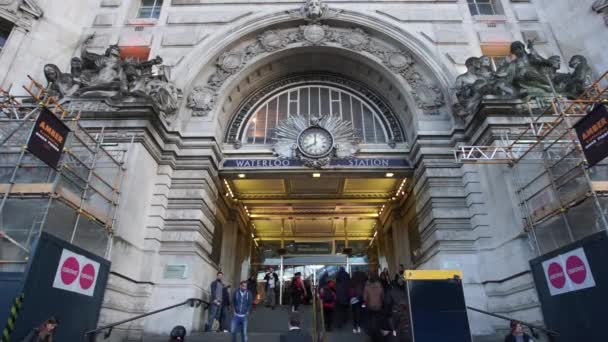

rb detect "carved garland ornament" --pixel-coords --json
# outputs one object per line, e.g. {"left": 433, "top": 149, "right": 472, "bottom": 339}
{"left": 187, "top": 12, "right": 445, "bottom": 117}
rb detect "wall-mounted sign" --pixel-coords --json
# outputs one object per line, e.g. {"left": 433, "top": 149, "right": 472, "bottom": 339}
{"left": 164, "top": 264, "right": 188, "bottom": 279}
{"left": 541, "top": 247, "right": 596, "bottom": 296}
{"left": 574, "top": 104, "right": 608, "bottom": 167}
{"left": 286, "top": 242, "right": 333, "bottom": 255}
{"left": 222, "top": 158, "right": 411, "bottom": 169}
{"left": 26, "top": 107, "right": 70, "bottom": 169}
{"left": 52, "top": 248, "right": 100, "bottom": 297}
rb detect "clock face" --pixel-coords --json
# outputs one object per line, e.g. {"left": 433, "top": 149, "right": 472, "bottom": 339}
{"left": 298, "top": 126, "right": 334, "bottom": 158}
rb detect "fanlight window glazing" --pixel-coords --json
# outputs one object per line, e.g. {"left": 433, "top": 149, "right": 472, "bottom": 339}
{"left": 242, "top": 85, "right": 390, "bottom": 145}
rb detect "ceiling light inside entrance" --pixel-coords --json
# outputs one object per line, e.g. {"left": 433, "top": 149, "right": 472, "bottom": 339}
{"left": 238, "top": 173, "right": 246, "bottom": 178}
{"left": 312, "top": 173, "right": 321, "bottom": 178}
{"left": 385, "top": 173, "right": 394, "bottom": 178}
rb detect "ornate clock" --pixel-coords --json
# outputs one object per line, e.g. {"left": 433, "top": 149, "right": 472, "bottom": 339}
{"left": 297, "top": 126, "right": 334, "bottom": 158}
{"left": 274, "top": 114, "right": 359, "bottom": 168}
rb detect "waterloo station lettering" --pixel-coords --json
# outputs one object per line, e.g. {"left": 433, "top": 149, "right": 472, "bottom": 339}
{"left": 223, "top": 158, "right": 411, "bottom": 169}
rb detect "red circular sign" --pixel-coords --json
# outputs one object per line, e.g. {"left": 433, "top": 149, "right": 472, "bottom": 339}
{"left": 60, "top": 257, "right": 80, "bottom": 285}
{"left": 566, "top": 255, "right": 587, "bottom": 284}
{"left": 80, "top": 264, "right": 96, "bottom": 290}
{"left": 547, "top": 262, "right": 566, "bottom": 289}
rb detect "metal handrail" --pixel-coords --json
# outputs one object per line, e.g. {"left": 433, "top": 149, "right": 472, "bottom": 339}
{"left": 467, "top": 306, "right": 559, "bottom": 341}
{"left": 83, "top": 298, "right": 208, "bottom": 341}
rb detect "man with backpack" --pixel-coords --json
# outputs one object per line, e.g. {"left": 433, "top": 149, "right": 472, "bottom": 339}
{"left": 363, "top": 274, "right": 385, "bottom": 341}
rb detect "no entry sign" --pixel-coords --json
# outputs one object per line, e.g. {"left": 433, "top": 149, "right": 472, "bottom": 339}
{"left": 542, "top": 247, "right": 596, "bottom": 296}
{"left": 52, "top": 249, "right": 100, "bottom": 297}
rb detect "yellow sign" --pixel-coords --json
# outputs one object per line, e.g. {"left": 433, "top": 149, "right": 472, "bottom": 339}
{"left": 404, "top": 269, "right": 463, "bottom": 280}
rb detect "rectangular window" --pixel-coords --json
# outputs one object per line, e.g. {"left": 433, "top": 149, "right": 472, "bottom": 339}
{"left": 137, "top": 0, "right": 163, "bottom": 19}
{"left": 0, "top": 17, "right": 14, "bottom": 54}
{"left": 467, "top": 0, "right": 501, "bottom": 16}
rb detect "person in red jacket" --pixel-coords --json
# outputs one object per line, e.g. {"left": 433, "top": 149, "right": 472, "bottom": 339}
{"left": 320, "top": 280, "right": 337, "bottom": 332}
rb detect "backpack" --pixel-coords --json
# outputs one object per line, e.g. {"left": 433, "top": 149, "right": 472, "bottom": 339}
{"left": 322, "top": 288, "right": 335, "bottom": 303}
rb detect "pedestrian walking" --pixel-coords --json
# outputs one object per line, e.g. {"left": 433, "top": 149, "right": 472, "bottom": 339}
{"left": 219, "top": 285, "right": 232, "bottom": 332}
{"left": 231, "top": 281, "right": 253, "bottom": 342}
{"left": 168, "top": 325, "right": 186, "bottom": 341}
{"left": 291, "top": 272, "right": 307, "bottom": 312}
{"left": 280, "top": 312, "right": 312, "bottom": 342}
{"left": 380, "top": 267, "right": 392, "bottom": 290}
{"left": 247, "top": 274, "right": 258, "bottom": 308}
{"left": 384, "top": 277, "right": 411, "bottom": 342}
{"left": 350, "top": 271, "right": 367, "bottom": 334}
{"left": 264, "top": 267, "right": 279, "bottom": 309}
{"left": 321, "top": 280, "right": 337, "bottom": 332}
{"left": 363, "top": 274, "right": 385, "bottom": 341}
{"left": 20, "top": 316, "right": 59, "bottom": 342}
{"left": 393, "top": 264, "right": 405, "bottom": 283}
{"left": 335, "top": 266, "right": 351, "bottom": 329}
{"left": 504, "top": 321, "right": 535, "bottom": 342}
{"left": 205, "top": 271, "right": 225, "bottom": 332}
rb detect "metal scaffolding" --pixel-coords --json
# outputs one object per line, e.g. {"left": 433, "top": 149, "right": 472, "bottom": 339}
{"left": 0, "top": 78, "right": 131, "bottom": 270}
{"left": 454, "top": 72, "right": 608, "bottom": 255}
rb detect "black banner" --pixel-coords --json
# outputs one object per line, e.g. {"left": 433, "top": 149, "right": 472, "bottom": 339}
{"left": 26, "top": 108, "right": 70, "bottom": 169}
{"left": 574, "top": 104, "right": 608, "bottom": 167}
{"left": 530, "top": 231, "right": 608, "bottom": 341}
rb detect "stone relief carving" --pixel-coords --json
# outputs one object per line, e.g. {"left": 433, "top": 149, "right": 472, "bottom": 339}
{"left": 187, "top": 13, "right": 445, "bottom": 117}
{"left": 286, "top": 0, "right": 342, "bottom": 23}
{"left": 43, "top": 34, "right": 182, "bottom": 119}
{"left": 187, "top": 86, "right": 216, "bottom": 117}
{"left": 453, "top": 40, "right": 594, "bottom": 119}
{"left": 593, "top": 0, "right": 608, "bottom": 25}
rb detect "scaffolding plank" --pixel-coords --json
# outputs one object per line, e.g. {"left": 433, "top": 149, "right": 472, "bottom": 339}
{"left": 0, "top": 183, "right": 53, "bottom": 194}
{"left": 592, "top": 181, "right": 608, "bottom": 193}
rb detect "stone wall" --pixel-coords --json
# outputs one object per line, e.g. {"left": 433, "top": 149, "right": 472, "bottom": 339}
{"left": 534, "top": 0, "right": 608, "bottom": 76}
{"left": 1, "top": 0, "right": 606, "bottom": 340}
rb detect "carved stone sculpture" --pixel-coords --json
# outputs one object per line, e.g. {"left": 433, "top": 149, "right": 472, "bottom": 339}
{"left": 43, "top": 64, "right": 80, "bottom": 99}
{"left": 454, "top": 41, "right": 595, "bottom": 118}
{"left": 187, "top": 86, "right": 216, "bottom": 117}
{"left": 287, "top": 0, "right": 341, "bottom": 22}
{"left": 187, "top": 21, "right": 446, "bottom": 118}
{"left": 42, "top": 34, "right": 181, "bottom": 117}
{"left": 593, "top": 0, "right": 608, "bottom": 13}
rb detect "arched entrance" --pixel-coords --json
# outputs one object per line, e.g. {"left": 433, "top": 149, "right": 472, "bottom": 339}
{"left": 170, "top": 3, "right": 493, "bottom": 337}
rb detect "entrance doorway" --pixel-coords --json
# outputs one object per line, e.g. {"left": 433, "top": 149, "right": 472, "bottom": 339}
{"left": 252, "top": 254, "right": 375, "bottom": 306}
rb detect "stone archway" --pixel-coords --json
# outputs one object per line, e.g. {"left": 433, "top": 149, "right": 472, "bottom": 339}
{"left": 174, "top": 6, "right": 458, "bottom": 138}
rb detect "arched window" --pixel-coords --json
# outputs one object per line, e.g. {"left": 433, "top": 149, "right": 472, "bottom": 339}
{"left": 241, "top": 84, "right": 390, "bottom": 145}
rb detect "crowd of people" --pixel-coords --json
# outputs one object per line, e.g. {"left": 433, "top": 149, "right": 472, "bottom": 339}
{"left": 318, "top": 265, "right": 410, "bottom": 342}
{"left": 19, "top": 266, "right": 536, "bottom": 342}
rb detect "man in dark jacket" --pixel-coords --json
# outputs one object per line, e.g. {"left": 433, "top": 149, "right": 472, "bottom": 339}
{"left": 280, "top": 312, "right": 312, "bottom": 342}
{"left": 219, "top": 285, "right": 232, "bottom": 332}
{"left": 335, "top": 267, "right": 351, "bottom": 329}
{"left": 384, "top": 277, "right": 411, "bottom": 342}
{"left": 264, "top": 267, "right": 279, "bottom": 309}
{"left": 504, "top": 321, "right": 535, "bottom": 342}
{"left": 231, "top": 280, "right": 253, "bottom": 342}
{"left": 393, "top": 264, "right": 405, "bottom": 283}
{"left": 205, "top": 272, "right": 224, "bottom": 332}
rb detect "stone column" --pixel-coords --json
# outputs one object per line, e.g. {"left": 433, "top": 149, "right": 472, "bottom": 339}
{"left": 98, "top": 143, "right": 159, "bottom": 341}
